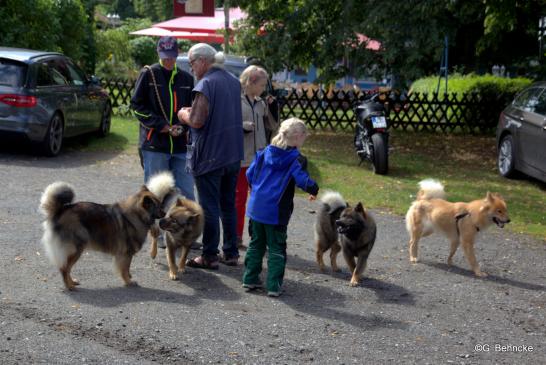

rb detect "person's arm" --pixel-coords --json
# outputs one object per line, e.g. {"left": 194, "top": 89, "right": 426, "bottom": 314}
{"left": 130, "top": 68, "right": 170, "bottom": 133}
{"left": 178, "top": 92, "right": 208, "bottom": 129}
{"left": 292, "top": 157, "right": 319, "bottom": 196}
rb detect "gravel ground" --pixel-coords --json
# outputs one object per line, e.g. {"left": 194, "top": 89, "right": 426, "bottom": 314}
{"left": 0, "top": 149, "right": 544, "bottom": 364}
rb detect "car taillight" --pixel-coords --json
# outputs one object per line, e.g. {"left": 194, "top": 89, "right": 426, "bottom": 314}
{"left": 0, "top": 94, "right": 37, "bottom": 107}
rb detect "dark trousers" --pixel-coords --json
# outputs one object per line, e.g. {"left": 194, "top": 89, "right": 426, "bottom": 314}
{"left": 194, "top": 161, "right": 240, "bottom": 260}
{"left": 243, "top": 220, "right": 288, "bottom": 293}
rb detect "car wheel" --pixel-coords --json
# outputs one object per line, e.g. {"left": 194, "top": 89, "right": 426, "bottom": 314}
{"left": 97, "top": 103, "right": 111, "bottom": 137}
{"left": 41, "top": 113, "right": 63, "bottom": 156}
{"left": 498, "top": 134, "right": 516, "bottom": 178}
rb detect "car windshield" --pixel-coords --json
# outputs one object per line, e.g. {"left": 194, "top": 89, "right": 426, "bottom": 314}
{"left": 0, "top": 59, "right": 26, "bottom": 87}
{"left": 513, "top": 87, "right": 542, "bottom": 112}
{"left": 534, "top": 89, "right": 546, "bottom": 116}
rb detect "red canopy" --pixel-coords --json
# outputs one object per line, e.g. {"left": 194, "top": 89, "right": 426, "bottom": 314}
{"left": 153, "top": 7, "right": 246, "bottom": 34}
{"left": 130, "top": 27, "right": 227, "bottom": 43}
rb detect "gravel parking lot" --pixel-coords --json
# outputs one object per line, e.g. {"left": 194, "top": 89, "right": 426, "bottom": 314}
{"left": 0, "top": 149, "right": 544, "bottom": 364}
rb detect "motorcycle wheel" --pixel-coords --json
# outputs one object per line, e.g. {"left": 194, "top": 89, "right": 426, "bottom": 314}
{"left": 371, "top": 133, "right": 388, "bottom": 175}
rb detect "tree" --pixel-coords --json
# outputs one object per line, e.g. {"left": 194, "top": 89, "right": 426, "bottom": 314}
{"left": 132, "top": 0, "right": 172, "bottom": 22}
{"left": 0, "top": 0, "right": 96, "bottom": 73}
{"left": 235, "top": 0, "right": 546, "bottom": 87}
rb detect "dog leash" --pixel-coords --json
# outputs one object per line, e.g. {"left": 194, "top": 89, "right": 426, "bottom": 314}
{"left": 144, "top": 65, "right": 170, "bottom": 126}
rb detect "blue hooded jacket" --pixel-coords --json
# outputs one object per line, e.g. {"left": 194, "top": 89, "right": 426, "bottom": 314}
{"left": 246, "top": 145, "right": 319, "bottom": 226}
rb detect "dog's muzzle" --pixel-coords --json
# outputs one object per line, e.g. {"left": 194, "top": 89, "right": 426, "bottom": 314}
{"left": 493, "top": 217, "right": 510, "bottom": 228}
{"left": 335, "top": 220, "right": 348, "bottom": 234}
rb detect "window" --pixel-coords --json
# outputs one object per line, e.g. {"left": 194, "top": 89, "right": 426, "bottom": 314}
{"left": 0, "top": 59, "right": 26, "bottom": 87}
{"left": 513, "top": 88, "right": 541, "bottom": 112}
{"left": 65, "top": 61, "right": 86, "bottom": 86}
{"left": 36, "top": 61, "right": 67, "bottom": 86}
{"left": 533, "top": 89, "right": 546, "bottom": 116}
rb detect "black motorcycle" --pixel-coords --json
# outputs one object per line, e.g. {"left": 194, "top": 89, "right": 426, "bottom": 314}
{"left": 354, "top": 93, "right": 389, "bottom": 175}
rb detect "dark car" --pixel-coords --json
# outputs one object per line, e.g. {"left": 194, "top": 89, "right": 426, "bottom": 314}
{"left": 496, "top": 82, "right": 546, "bottom": 183}
{"left": 0, "top": 47, "right": 111, "bottom": 156}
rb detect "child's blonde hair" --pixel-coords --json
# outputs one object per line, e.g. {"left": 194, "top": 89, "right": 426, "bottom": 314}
{"left": 271, "top": 118, "right": 308, "bottom": 149}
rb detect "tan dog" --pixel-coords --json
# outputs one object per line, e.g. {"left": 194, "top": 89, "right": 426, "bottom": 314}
{"left": 405, "top": 179, "right": 510, "bottom": 277}
{"left": 156, "top": 197, "right": 204, "bottom": 280}
{"left": 146, "top": 172, "right": 204, "bottom": 280}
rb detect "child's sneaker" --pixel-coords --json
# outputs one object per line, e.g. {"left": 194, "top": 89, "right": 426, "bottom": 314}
{"left": 267, "top": 290, "right": 282, "bottom": 297}
{"left": 242, "top": 283, "right": 262, "bottom": 292}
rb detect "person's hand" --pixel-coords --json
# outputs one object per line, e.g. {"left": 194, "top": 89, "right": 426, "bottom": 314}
{"left": 243, "top": 121, "right": 255, "bottom": 131}
{"left": 177, "top": 107, "right": 191, "bottom": 124}
{"left": 266, "top": 94, "right": 276, "bottom": 104}
{"left": 308, "top": 195, "right": 317, "bottom": 201}
{"left": 169, "top": 125, "right": 183, "bottom": 137}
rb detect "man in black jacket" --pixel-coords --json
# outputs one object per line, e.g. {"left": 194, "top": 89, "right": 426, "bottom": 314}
{"left": 131, "top": 36, "right": 195, "bottom": 201}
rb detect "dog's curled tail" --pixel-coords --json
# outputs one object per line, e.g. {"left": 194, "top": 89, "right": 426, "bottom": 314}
{"left": 147, "top": 171, "right": 176, "bottom": 201}
{"left": 320, "top": 190, "right": 347, "bottom": 212}
{"left": 416, "top": 179, "right": 445, "bottom": 200}
{"left": 39, "top": 182, "right": 75, "bottom": 219}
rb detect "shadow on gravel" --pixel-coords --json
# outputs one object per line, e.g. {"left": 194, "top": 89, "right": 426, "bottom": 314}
{"left": 286, "top": 254, "right": 416, "bottom": 305}
{"left": 68, "top": 286, "right": 201, "bottom": 307}
{"left": 177, "top": 269, "right": 243, "bottom": 301}
{"left": 279, "top": 279, "right": 409, "bottom": 331}
{"left": 424, "top": 261, "right": 546, "bottom": 291}
{"left": 361, "top": 278, "right": 416, "bottom": 305}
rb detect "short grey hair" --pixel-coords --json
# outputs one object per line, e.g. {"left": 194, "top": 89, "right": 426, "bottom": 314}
{"left": 189, "top": 43, "right": 225, "bottom": 66}
{"left": 240, "top": 65, "right": 268, "bottom": 91}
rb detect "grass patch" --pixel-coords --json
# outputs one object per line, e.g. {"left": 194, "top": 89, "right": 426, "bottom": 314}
{"left": 67, "top": 116, "right": 546, "bottom": 241}
{"left": 64, "top": 116, "right": 139, "bottom": 152}
{"left": 302, "top": 130, "right": 546, "bottom": 241}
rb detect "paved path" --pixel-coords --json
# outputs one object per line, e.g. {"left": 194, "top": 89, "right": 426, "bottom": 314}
{"left": 0, "top": 150, "right": 544, "bottom": 364}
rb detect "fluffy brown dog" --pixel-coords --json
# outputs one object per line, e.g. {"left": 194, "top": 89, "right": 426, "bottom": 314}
{"left": 40, "top": 182, "right": 165, "bottom": 290}
{"left": 314, "top": 191, "right": 347, "bottom": 272}
{"left": 146, "top": 172, "right": 204, "bottom": 280}
{"left": 405, "top": 179, "right": 510, "bottom": 277}
{"left": 156, "top": 198, "right": 204, "bottom": 280}
{"left": 335, "top": 202, "right": 377, "bottom": 286}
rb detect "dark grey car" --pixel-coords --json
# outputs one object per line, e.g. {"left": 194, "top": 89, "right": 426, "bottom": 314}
{"left": 496, "top": 82, "right": 546, "bottom": 183}
{"left": 0, "top": 47, "right": 111, "bottom": 156}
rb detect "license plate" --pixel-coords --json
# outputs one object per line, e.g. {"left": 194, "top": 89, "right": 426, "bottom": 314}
{"left": 371, "top": 116, "right": 387, "bottom": 128}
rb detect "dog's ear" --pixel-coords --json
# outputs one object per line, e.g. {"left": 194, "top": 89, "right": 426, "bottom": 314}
{"left": 492, "top": 192, "right": 504, "bottom": 201}
{"left": 324, "top": 203, "right": 331, "bottom": 213}
{"left": 141, "top": 195, "right": 156, "bottom": 211}
{"left": 355, "top": 202, "right": 367, "bottom": 218}
{"left": 140, "top": 185, "right": 150, "bottom": 192}
{"left": 485, "top": 191, "right": 495, "bottom": 202}
{"left": 175, "top": 198, "right": 185, "bottom": 206}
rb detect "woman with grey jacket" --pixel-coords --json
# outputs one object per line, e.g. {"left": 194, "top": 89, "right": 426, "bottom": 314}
{"left": 236, "top": 66, "right": 279, "bottom": 248}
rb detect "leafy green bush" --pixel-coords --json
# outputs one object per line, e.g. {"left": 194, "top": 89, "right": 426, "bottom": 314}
{"left": 129, "top": 37, "right": 157, "bottom": 68}
{"left": 410, "top": 74, "right": 532, "bottom": 98}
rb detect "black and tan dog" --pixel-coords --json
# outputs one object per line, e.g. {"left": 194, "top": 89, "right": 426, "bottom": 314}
{"left": 335, "top": 202, "right": 377, "bottom": 286}
{"left": 147, "top": 172, "right": 204, "bottom": 280}
{"left": 314, "top": 191, "right": 347, "bottom": 272}
{"left": 39, "top": 182, "right": 165, "bottom": 290}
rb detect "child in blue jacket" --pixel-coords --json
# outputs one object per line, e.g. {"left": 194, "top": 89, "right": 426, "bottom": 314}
{"left": 243, "top": 118, "right": 319, "bottom": 297}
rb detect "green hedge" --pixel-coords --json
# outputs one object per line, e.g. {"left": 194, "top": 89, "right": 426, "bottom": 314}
{"left": 410, "top": 74, "right": 532, "bottom": 98}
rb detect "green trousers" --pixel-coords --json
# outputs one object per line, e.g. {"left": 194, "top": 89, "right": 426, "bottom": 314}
{"left": 242, "top": 220, "right": 287, "bottom": 293}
